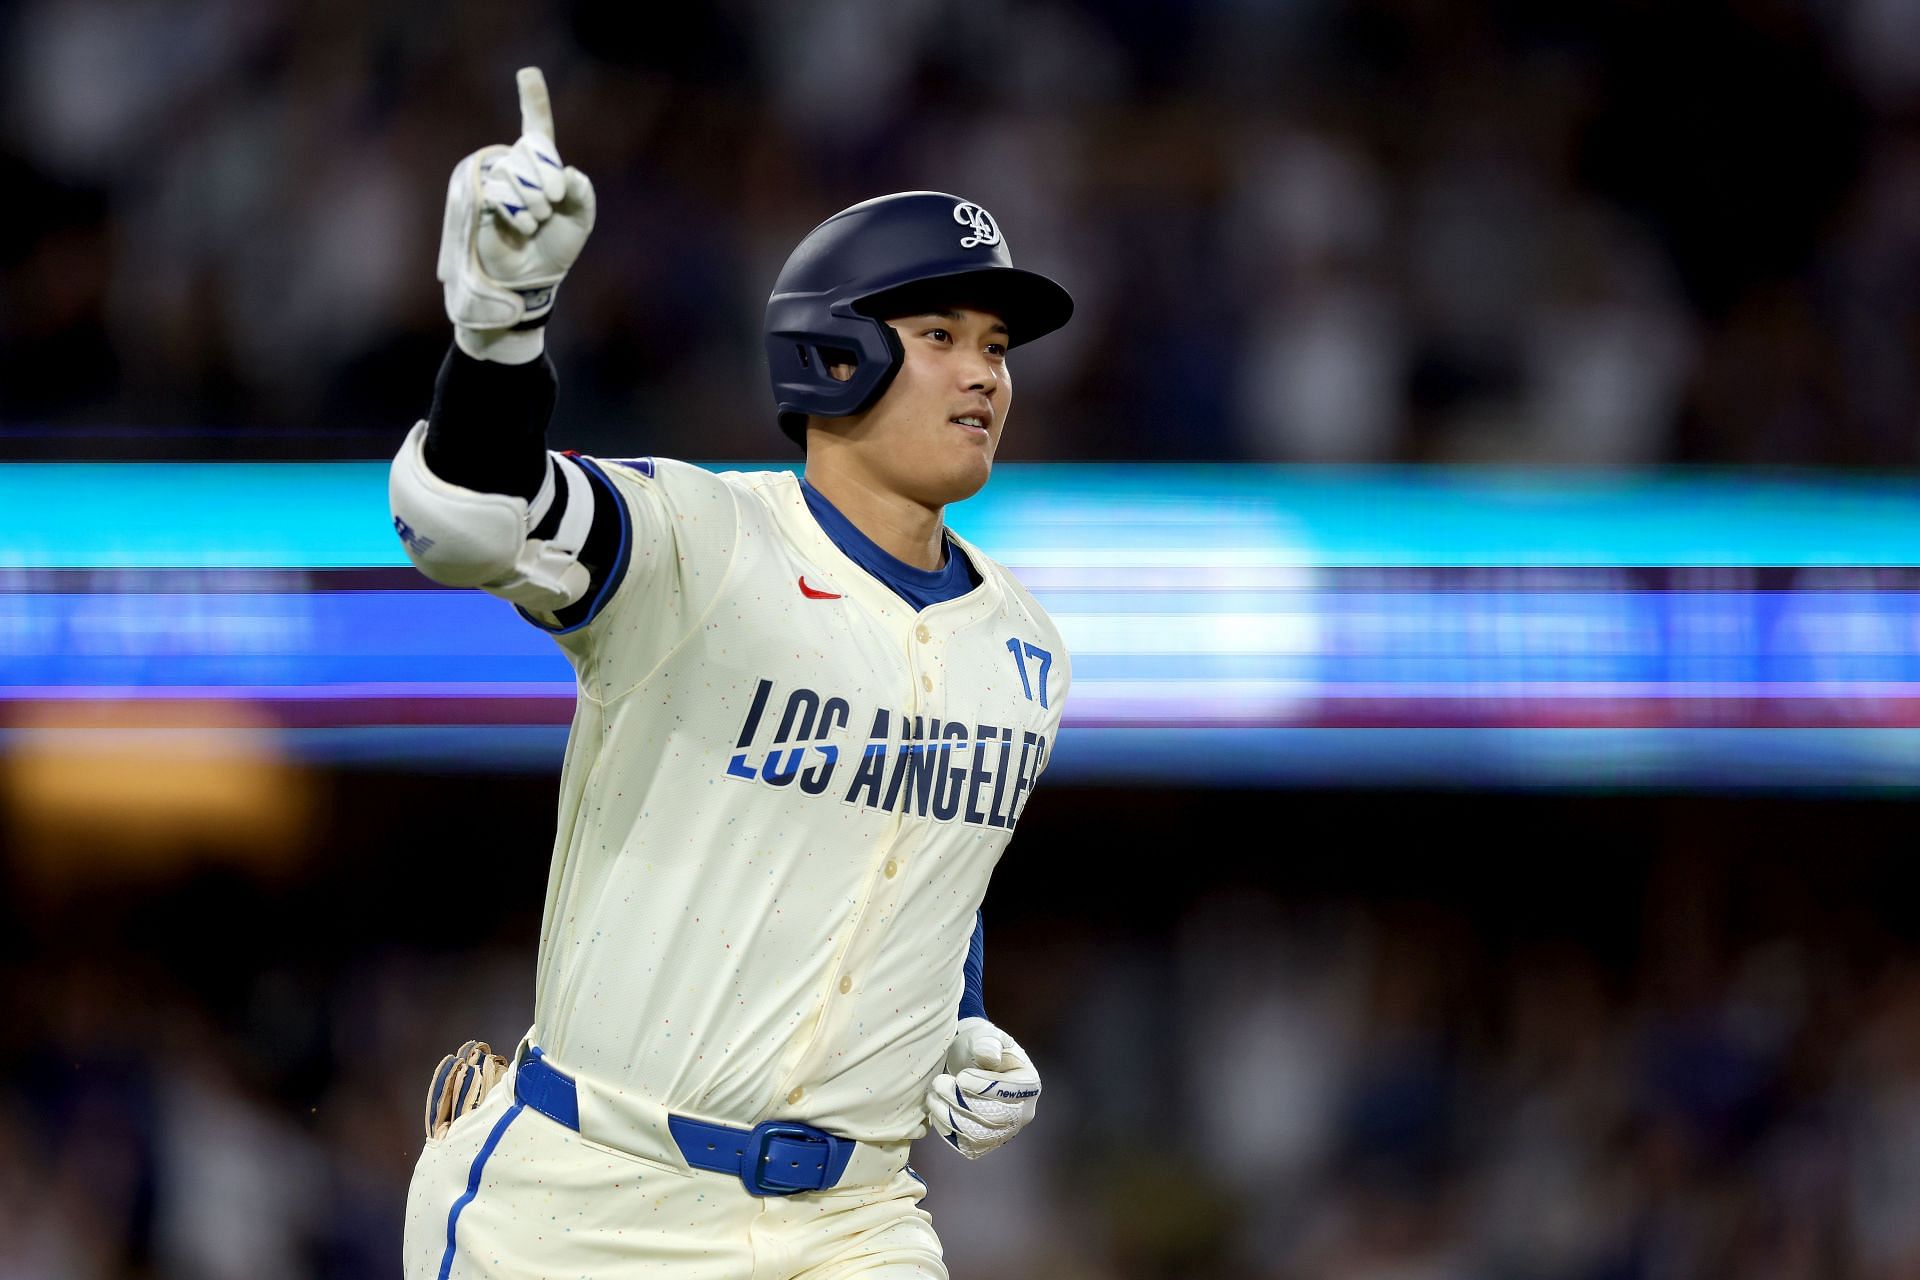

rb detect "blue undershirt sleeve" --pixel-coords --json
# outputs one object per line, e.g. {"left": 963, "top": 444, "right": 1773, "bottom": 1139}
{"left": 957, "top": 910, "right": 987, "bottom": 1022}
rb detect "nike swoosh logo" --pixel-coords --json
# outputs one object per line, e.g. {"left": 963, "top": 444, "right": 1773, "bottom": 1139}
{"left": 798, "top": 576, "right": 842, "bottom": 600}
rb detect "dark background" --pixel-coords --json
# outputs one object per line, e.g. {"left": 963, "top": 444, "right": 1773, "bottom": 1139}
{"left": 5, "top": 0, "right": 1920, "bottom": 468}
{"left": 11, "top": 774, "right": 1920, "bottom": 1278}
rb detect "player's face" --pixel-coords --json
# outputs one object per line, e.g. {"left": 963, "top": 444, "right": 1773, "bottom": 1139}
{"left": 820, "top": 307, "right": 1011, "bottom": 508}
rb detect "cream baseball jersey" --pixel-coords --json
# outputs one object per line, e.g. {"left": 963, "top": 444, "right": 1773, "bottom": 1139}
{"left": 511, "top": 454, "right": 1068, "bottom": 1144}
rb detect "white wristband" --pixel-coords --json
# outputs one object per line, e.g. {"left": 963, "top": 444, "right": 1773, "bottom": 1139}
{"left": 455, "top": 325, "right": 546, "bottom": 365}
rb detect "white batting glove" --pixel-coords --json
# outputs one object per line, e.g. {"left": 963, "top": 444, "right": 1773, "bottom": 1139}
{"left": 437, "top": 67, "right": 596, "bottom": 364}
{"left": 925, "top": 1017, "right": 1042, "bottom": 1159}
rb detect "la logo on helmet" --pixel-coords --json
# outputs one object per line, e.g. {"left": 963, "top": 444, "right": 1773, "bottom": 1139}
{"left": 953, "top": 202, "right": 1000, "bottom": 249}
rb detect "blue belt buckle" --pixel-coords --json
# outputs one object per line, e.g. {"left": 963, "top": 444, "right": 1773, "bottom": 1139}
{"left": 741, "top": 1120, "right": 847, "bottom": 1197}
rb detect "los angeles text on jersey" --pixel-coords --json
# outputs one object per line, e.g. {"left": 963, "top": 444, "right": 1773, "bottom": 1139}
{"left": 722, "top": 678, "right": 1050, "bottom": 829}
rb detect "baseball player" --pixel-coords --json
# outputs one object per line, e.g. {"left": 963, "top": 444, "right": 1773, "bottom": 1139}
{"left": 390, "top": 69, "right": 1073, "bottom": 1278}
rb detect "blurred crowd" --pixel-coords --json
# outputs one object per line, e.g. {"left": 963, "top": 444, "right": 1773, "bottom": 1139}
{"left": 7, "top": 787, "right": 1920, "bottom": 1280}
{"left": 4, "top": 0, "right": 1920, "bottom": 464}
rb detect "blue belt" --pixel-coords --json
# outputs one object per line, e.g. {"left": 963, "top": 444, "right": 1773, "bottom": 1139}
{"left": 513, "top": 1048, "right": 857, "bottom": 1197}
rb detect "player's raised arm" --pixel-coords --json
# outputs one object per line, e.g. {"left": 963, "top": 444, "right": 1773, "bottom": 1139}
{"left": 389, "top": 68, "right": 622, "bottom": 626}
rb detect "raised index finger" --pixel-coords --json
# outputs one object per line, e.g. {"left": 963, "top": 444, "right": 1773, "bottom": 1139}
{"left": 517, "top": 66, "right": 555, "bottom": 144}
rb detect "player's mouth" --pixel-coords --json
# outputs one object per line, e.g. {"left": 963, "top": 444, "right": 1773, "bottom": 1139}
{"left": 948, "top": 407, "right": 993, "bottom": 438}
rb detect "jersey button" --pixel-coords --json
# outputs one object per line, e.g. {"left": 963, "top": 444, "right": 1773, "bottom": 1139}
{"left": 883, "top": 859, "right": 898, "bottom": 879}
{"left": 915, "top": 624, "right": 932, "bottom": 644}
{"left": 787, "top": 1086, "right": 805, "bottom": 1105}
{"left": 921, "top": 674, "right": 934, "bottom": 693}
{"left": 838, "top": 975, "right": 853, "bottom": 994}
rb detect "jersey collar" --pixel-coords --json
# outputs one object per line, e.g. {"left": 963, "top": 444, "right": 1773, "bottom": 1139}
{"left": 761, "top": 471, "right": 1002, "bottom": 630}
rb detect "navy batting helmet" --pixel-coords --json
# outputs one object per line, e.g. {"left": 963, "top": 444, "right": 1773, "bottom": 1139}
{"left": 764, "top": 191, "right": 1073, "bottom": 445}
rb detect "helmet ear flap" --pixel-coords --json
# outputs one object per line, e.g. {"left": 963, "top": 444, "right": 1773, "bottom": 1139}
{"left": 766, "top": 304, "right": 905, "bottom": 446}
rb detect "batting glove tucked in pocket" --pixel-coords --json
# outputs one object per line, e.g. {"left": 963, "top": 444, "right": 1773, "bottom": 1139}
{"left": 925, "top": 1017, "right": 1042, "bottom": 1159}
{"left": 423, "top": 1040, "right": 509, "bottom": 1141}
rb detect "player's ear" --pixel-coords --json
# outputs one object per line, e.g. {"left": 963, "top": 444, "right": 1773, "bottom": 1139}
{"left": 819, "top": 345, "right": 857, "bottom": 383}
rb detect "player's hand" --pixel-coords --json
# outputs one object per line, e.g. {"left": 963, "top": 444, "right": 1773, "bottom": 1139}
{"left": 925, "top": 1016, "right": 1042, "bottom": 1159}
{"left": 436, "top": 67, "right": 597, "bottom": 361}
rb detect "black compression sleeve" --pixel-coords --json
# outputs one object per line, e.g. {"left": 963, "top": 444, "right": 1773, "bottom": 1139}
{"left": 423, "top": 344, "right": 557, "bottom": 500}
{"left": 420, "top": 341, "right": 631, "bottom": 627}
